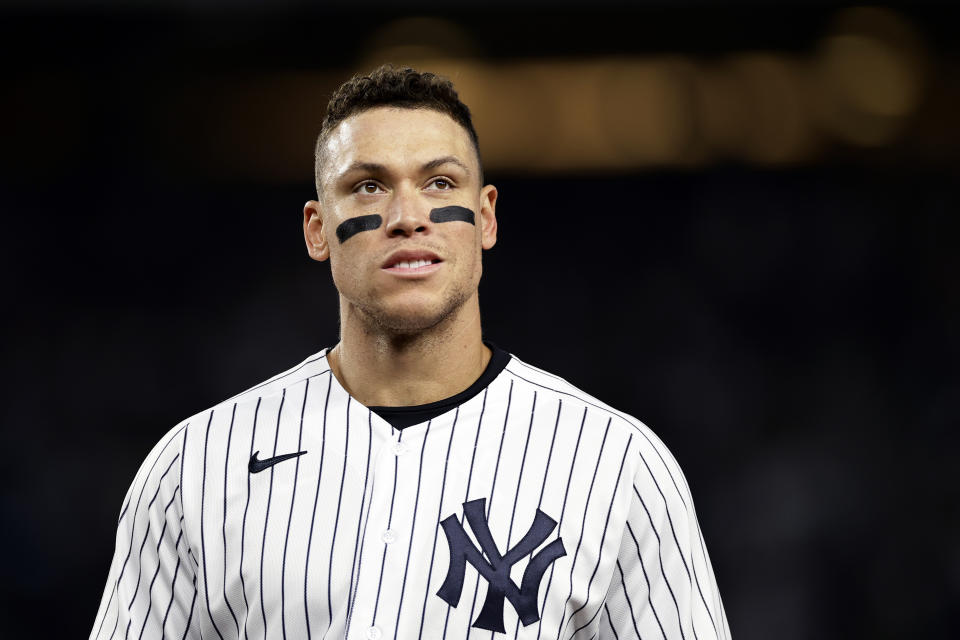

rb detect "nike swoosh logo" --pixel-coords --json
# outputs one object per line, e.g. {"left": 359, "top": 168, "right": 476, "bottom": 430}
{"left": 248, "top": 450, "right": 307, "bottom": 474}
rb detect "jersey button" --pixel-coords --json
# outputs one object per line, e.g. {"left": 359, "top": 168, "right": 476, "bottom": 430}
{"left": 392, "top": 442, "right": 407, "bottom": 456}
{"left": 366, "top": 627, "right": 382, "bottom": 640}
{"left": 381, "top": 529, "right": 397, "bottom": 544}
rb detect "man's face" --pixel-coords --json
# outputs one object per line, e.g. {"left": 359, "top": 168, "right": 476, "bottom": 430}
{"left": 303, "top": 106, "right": 498, "bottom": 335}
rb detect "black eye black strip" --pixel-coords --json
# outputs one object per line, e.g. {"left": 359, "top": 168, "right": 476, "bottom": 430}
{"left": 430, "top": 206, "right": 476, "bottom": 225}
{"left": 335, "top": 206, "right": 475, "bottom": 244}
{"left": 336, "top": 214, "right": 383, "bottom": 244}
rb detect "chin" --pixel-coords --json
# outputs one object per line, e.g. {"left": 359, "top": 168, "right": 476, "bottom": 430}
{"left": 361, "top": 292, "right": 469, "bottom": 336}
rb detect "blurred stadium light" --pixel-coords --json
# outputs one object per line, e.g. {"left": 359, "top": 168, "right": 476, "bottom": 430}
{"left": 1, "top": 5, "right": 949, "bottom": 182}
{"left": 147, "top": 6, "right": 933, "bottom": 180}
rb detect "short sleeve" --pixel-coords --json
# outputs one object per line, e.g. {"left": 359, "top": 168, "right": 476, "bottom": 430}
{"left": 601, "top": 441, "right": 731, "bottom": 640}
{"left": 90, "top": 423, "right": 201, "bottom": 640}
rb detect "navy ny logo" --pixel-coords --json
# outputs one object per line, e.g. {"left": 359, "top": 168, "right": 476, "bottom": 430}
{"left": 437, "top": 498, "right": 567, "bottom": 633}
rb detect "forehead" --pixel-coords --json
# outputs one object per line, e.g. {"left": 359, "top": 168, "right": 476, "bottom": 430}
{"left": 323, "top": 107, "right": 476, "bottom": 177}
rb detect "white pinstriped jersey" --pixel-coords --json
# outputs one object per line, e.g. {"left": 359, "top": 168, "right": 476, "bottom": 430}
{"left": 91, "top": 348, "right": 730, "bottom": 640}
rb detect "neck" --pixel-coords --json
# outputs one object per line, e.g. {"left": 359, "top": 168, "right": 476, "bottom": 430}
{"left": 328, "top": 295, "right": 491, "bottom": 407}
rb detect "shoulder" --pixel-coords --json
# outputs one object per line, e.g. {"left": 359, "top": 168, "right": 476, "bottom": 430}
{"left": 501, "top": 352, "right": 692, "bottom": 494}
{"left": 179, "top": 348, "right": 332, "bottom": 428}
{"left": 501, "top": 351, "right": 653, "bottom": 441}
{"left": 151, "top": 348, "right": 332, "bottom": 463}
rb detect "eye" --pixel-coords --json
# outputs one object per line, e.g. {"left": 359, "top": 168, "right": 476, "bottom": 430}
{"left": 355, "top": 181, "right": 384, "bottom": 195}
{"left": 428, "top": 177, "right": 454, "bottom": 190}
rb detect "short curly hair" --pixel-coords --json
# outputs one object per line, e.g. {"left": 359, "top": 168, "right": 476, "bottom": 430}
{"left": 313, "top": 65, "right": 482, "bottom": 196}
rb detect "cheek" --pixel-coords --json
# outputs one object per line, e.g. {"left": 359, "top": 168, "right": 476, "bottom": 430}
{"left": 327, "top": 246, "right": 365, "bottom": 293}
{"left": 464, "top": 231, "right": 485, "bottom": 281}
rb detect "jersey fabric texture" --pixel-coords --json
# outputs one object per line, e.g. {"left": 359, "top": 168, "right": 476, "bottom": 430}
{"left": 91, "top": 347, "right": 731, "bottom": 640}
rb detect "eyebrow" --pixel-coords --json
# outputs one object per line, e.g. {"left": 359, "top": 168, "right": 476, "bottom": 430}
{"left": 421, "top": 156, "right": 472, "bottom": 175}
{"left": 338, "top": 156, "right": 472, "bottom": 182}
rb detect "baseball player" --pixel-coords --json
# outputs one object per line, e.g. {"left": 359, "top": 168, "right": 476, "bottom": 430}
{"left": 91, "top": 65, "right": 730, "bottom": 640}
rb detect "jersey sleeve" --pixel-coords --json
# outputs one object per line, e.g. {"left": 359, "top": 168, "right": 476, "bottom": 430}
{"left": 601, "top": 439, "right": 731, "bottom": 640}
{"left": 90, "top": 423, "right": 201, "bottom": 640}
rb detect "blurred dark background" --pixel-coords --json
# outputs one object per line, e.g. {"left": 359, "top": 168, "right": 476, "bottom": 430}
{"left": 2, "top": 1, "right": 958, "bottom": 638}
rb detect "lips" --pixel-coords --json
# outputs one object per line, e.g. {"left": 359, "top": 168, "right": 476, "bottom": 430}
{"left": 381, "top": 250, "right": 442, "bottom": 270}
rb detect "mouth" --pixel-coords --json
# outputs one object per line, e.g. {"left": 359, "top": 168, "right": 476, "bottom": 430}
{"left": 382, "top": 251, "right": 443, "bottom": 274}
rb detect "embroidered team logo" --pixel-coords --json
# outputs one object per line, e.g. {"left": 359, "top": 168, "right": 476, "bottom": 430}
{"left": 436, "top": 498, "right": 567, "bottom": 633}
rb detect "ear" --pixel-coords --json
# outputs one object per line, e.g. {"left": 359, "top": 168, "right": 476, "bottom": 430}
{"left": 303, "top": 200, "right": 330, "bottom": 262}
{"left": 478, "top": 184, "right": 498, "bottom": 250}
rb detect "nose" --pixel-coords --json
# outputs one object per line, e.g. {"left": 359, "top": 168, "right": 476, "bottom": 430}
{"left": 383, "top": 187, "right": 430, "bottom": 237}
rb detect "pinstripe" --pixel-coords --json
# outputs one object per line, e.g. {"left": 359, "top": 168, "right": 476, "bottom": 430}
{"left": 97, "top": 425, "right": 187, "bottom": 640}
{"left": 631, "top": 418, "right": 725, "bottom": 638}
{"left": 372, "top": 432, "right": 402, "bottom": 625}
{"left": 486, "top": 380, "right": 515, "bottom": 521}
{"left": 534, "top": 406, "right": 588, "bottom": 640}
{"left": 394, "top": 421, "right": 433, "bottom": 638}
{"left": 503, "top": 366, "right": 724, "bottom": 638}
{"left": 640, "top": 433, "right": 689, "bottom": 511}
{"left": 160, "top": 526, "right": 185, "bottom": 636}
{"left": 626, "top": 415, "right": 721, "bottom": 633}
{"left": 222, "top": 404, "right": 241, "bottom": 636}
{"left": 106, "top": 605, "right": 118, "bottom": 640}
{"left": 635, "top": 533, "right": 668, "bottom": 640}
{"left": 490, "top": 389, "right": 537, "bottom": 640}
{"left": 691, "top": 512, "right": 723, "bottom": 640}
{"left": 692, "top": 525, "right": 719, "bottom": 634}
{"left": 505, "top": 364, "right": 667, "bottom": 452}
{"left": 504, "top": 391, "right": 537, "bottom": 546}
{"left": 536, "top": 399, "right": 563, "bottom": 510}
{"left": 323, "top": 389, "right": 350, "bottom": 639}
{"left": 345, "top": 420, "right": 388, "bottom": 640}
{"left": 553, "top": 418, "right": 612, "bottom": 640}
{"left": 463, "top": 380, "right": 513, "bottom": 640}
{"left": 418, "top": 406, "right": 459, "bottom": 640}
{"left": 596, "top": 402, "right": 726, "bottom": 636}
{"left": 561, "top": 434, "right": 633, "bottom": 639}
{"left": 179, "top": 424, "right": 192, "bottom": 565}
{"left": 123, "top": 506, "right": 154, "bottom": 610}
{"left": 305, "top": 373, "right": 332, "bottom": 639}
{"left": 344, "top": 409, "right": 374, "bottom": 638}
{"left": 127, "top": 453, "right": 182, "bottom": 613}
{"left": 603, "top": 604, "right": 621, "bottom": 640}
{"left": 614, "top": 560, "right": 645, "bottom": 640}
{"left": 570, "top": 601, "right": 603, "bottom": 639}
{"left": 633, "top": 423, "right": 724, "bottom": 637}
{"left": 631, "top": 487, "right": 689, "bottom": 640}
{"left": 239, "top": 397, "right": 262, "bottom": 640}
{"left": 180, "top": 576, "right": 199, "bottom": 640}
{"left": 688, "top": 559, "right": 716, "bottom": 639}
{"left": 510, "top": 397, "right": 562, "bottom": 638}
{"left": 504, "top": 367, "right": 613, "bottom": 413}
{"left": 118, "top": 499, "right": 131, "bottom": 525}
{"left": 441, "top": 388, "right": 488, "bottom": 640}
{"left": 636, "top": 450, "right": 717, "bottom": 638}
{"left": 225, "top": 355, "right": 329, "bottom": 402}
{"left": 259, "top": 389, "right": 288, "bottom": 638}
{"left": 139, "top": 521, "right": 183, "bottom": 640}
{"left": 200, "top": 409, "right": 227, "bottom": 640}
{"left": 281, "top": 378, "right": 311, "bottom": 640}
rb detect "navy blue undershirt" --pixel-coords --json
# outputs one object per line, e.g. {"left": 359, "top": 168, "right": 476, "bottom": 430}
{"left": 366, "top": 341, "right": 511, "bottom": 430}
